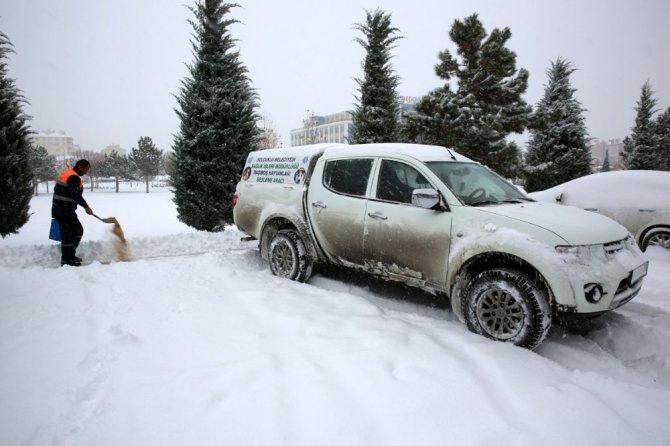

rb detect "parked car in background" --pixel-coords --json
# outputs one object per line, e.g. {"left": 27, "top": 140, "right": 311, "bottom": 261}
{"left": 529, "top": 170, "right": 670, "bottom": 252}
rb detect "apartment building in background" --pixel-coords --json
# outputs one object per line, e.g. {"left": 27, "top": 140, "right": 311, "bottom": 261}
{"left": 290, "top": 111, "right": 353, "bottom": 146}
{"left": 32, "top": 130, "right": 80, "bottom": 160}
{"left": 290, "top": 97, "right": 420, "bottom": 147}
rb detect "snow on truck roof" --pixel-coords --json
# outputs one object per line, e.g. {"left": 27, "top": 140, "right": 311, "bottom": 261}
{"left": 245, "top": 143, "right": 473, "bottom": 163}
{"left": 323, "top": 143, "right": 473, "bottom": 162}
{"left": 244, "top": 143, "right": 346, "bottom": 162}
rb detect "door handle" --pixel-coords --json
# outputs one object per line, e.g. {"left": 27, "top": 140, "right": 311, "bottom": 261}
{"left": 367, "top": 211, "right": 388, "bottom": 220}
{"left": 311, "top": 201, "right": 327, "bottom": 208}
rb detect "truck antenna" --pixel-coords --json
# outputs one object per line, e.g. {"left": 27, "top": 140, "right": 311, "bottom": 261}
{"left": 446, "top": 148, "right": 457, "bottom": 160}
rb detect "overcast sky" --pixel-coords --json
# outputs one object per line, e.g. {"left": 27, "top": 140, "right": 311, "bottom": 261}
{"left": 1, "top": 0, "right": 669, "bottom": 152}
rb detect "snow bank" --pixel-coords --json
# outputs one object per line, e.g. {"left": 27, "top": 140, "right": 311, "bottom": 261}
{"left": 1, "top": 188, "right": 669, "bottom": 445}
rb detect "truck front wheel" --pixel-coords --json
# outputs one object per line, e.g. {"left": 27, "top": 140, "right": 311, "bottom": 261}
{"left": 462, "top": 268, "right": 551, "bottom": 349}
{"left": 269, "top": 230, "right": 313, "bottom": 282}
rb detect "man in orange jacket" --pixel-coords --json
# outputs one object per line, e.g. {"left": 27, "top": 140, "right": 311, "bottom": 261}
{"left": 52, "top": 159, "right": 94, "bottom": 266}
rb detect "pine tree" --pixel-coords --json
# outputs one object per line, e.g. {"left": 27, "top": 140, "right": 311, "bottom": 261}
{"left": 524, "top": 58, "right": 592, "bottom": 192}
{"left": 623, "top": 81, "right": 659, "bottom": 170}
{"left": 129, "top": 137, "right": 162, "bottom": 193}
{"left": 654, "top": 107, "right": 670, "bottom": 171}
{"left": 350, "top": 9, "right": 402, "bottom": 143}
{"left": 0, "top": 31, "right": 33, "bottom": 237}
{"left": 601, "top": 150, "right": 611, "bottom": 172}
{"left": 96, "top": 150, "right": 133, "bottom": 193}
{"left": 171, "top": 0, "right": 258, "bottom": 230}
{"left": 405, "top": 14, "right": 530, "bottom": 178}
{"left": 28, "top": 145, "right": 58, "bottom": 195}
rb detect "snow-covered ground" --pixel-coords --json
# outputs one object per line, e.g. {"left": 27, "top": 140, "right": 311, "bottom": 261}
{"left": 1, "top": 185, "right": 670, "bottom": 446}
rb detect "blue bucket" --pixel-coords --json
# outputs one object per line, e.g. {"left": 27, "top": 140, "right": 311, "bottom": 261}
{"left": 49, "top": 218, "right": 61, "bottom": 241}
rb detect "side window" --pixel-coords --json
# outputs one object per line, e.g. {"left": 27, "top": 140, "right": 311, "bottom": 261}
{"left": 377, "top": 160, "right": 433, "bottom": 204}
{"left": 323, "top": 158, "right": 374, "bottom": 197}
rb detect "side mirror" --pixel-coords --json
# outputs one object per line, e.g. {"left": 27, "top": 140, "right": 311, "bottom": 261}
{"left": 412, "top": 188, "right": 440, "bottom": 209}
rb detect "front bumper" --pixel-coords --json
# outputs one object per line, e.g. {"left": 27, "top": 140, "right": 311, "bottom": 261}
{"left": 553, "top": 241, "right": 648, "bottom": 314}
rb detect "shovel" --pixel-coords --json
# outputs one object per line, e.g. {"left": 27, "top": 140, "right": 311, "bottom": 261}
{"left": 92, "top": 213, "right": 118, "bottom": 224}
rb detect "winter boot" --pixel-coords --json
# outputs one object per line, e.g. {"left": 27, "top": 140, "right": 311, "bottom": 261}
{"left": 61, "top": 257, "right": 82, "bottom": 267}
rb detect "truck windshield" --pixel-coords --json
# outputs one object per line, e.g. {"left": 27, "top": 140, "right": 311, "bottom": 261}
{"left": 426, "top": 162, "right": 531, "bottom": 206}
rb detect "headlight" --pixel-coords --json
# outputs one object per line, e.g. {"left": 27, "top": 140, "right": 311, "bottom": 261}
{"left": 555, "top": 244, "right": 606, "bottom": 262}
{"left": 624, "top": 234, "right": 636, "bottom": 249}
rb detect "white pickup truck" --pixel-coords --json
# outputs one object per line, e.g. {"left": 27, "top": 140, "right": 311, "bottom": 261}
{"left": 233, "top": 143, "right": 648, "bottom": 349}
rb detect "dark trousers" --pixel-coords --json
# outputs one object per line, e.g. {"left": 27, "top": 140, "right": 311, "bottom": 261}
{"left": 55, "top": 212, "right": 83, "bottom": 260}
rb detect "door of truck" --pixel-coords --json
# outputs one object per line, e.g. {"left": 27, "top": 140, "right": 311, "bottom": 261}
{"left": 362, "top": 158, "right": 452, "bottom": 288}
{"left": 306, "top": 157, "right": 374, "bottom": 265}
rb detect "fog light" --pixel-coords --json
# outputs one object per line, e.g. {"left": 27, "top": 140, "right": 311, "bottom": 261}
{"left": 584, "top": 283, "right": 604, "bottom": 303}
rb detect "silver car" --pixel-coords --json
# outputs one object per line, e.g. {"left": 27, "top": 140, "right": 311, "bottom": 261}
{"left": 529, "top": 170, "right": 670, "bottom": 251}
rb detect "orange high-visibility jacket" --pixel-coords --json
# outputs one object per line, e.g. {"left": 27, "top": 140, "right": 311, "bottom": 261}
{"left": 53, "top": 168, "right": 88, "bottom": 209}
{"left": 56, "top": 168, "right": 83, "bottom": 190}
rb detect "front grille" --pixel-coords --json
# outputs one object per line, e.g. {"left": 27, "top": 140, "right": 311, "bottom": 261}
{"left": 604, "top": 239, "right": 625, "bottom": 256}
{"left": 616, "top": 276, "right": 631, "bottom": 295}
{"left": 610, "top": 269, "right": 644, "bottom": 310}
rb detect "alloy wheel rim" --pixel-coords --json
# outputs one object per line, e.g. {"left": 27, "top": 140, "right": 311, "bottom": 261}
{"left": 648, "top": 233, "right": 670, "bottom": 249}
{"left": 476, "top": 288, "right": 525, "bottom": 340}
{"left": 273, "top": 241, "right": 294, "bottom": 276}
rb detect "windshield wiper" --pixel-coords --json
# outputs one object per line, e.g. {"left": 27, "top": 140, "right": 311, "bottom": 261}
{"left": 499, "top": 198, "right": 534, "bottom": 204}
{"left": 469, "top": 200, "right": 501, "bottom": 206}
{"left": 469, "top": 197, "right": 535, "bottom": 206}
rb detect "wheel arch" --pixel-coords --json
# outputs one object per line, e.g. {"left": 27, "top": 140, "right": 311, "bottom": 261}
{"left": 638, "top": 224, "right": 670, "bottom": 250}
{"left": 259, "top": 214, "right": 321, "bottom": 264}
{"left": 449, "top": 251, "right": 555, "bottom": 322}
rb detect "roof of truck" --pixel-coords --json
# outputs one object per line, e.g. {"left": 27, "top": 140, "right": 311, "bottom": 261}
{"left": 245, "top": 143, "right": 474, "bottom": 164}
{"left": 245, "top": 143, "right": 345, "bottom": 161}
{"left": 323, "top": 143, "right": 474, "bottom": 163}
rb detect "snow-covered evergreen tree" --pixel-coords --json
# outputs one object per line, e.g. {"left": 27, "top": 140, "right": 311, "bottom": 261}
{"left": 405, "top": 14, "right": 530, "bottom": 178}
{"left": 350, "top": 9, "right": 402, "bottom": 143}
{"left": 96, "top": 150, "right": 133, "bottom": 193}
{"left": 654, "top": 107, "right": 670, "bottom": 171}
{"left": 623, "top": 81, "right": 659, "bottom": 170}
{"left": 0, "top": 31, "right": 33, "bottom": 237}
{"left": 171, "top": 0, "right": 258, "bottom": 230}
{"left": 28, "top": 145, "right": 58, "bottom": 195}
{"left": 524, "top": 58, "right": 591, "bottom": 192}
{"left": 601, "top": 150, "right": 611, "bottom": 172}
{"left": 129, "top": 136, "right": 163, "bottom": 193}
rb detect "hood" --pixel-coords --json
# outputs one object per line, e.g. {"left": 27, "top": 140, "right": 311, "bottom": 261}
{"left": 472, "top": 201, "right": 629, "bottom": 245}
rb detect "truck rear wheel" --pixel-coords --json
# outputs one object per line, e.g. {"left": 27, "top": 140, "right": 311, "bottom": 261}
{"left": 269, "top": 229, "right": 313, "bottom": 282}
{"left": 462, "top": 268, "right": 551, "bottom": 350}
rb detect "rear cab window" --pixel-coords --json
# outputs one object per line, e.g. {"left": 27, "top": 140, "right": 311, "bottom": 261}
{"left": 323, "top": 158, "right": 374, "bottom": 197}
